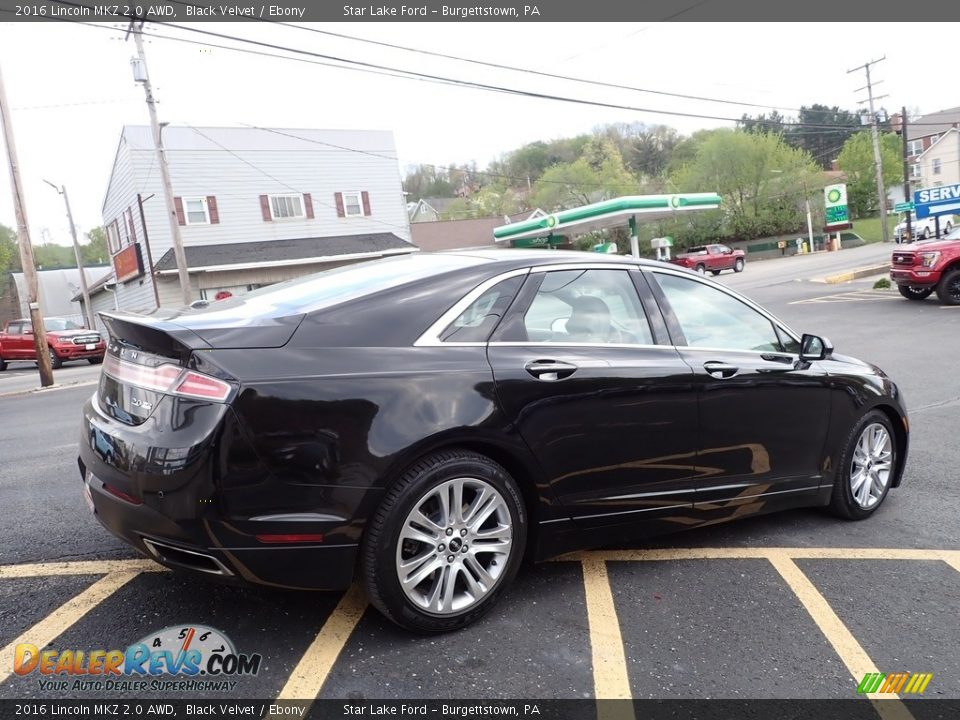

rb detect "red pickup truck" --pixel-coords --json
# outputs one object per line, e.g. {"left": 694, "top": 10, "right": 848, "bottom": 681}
{"left": 0, "top": 317, "right": 106, "bottom": 370}
{"left": 890, "top": 235, "right": 960, "bottom": 305}
{"left": 669, "top": 244, "right": 746, "bottom": 275}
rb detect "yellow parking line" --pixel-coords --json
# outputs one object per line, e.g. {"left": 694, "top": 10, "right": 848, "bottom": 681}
{"left": 271, "top": 583, "right": 367, "bottom": 712}
{"left": 557, "top": 547, "right": 958, "bottom": 563}
{"left": 940, "top": 554, "right": 960, "bottom": 575}
{"left": 0, "top": 558, "right": 163, "bottom": 578}
{"left": 0, "top": 570, "right": 141, "bottom": 685}
{"left": 580, "top": 558, "right": 634, "bottom": 718}
{"left": 767, "top": 552, "right": 913, "bottom": 720}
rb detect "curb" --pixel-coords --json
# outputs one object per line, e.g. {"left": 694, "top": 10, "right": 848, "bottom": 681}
{"left": 822, "top": 263, "right": 890, "bottom": 284}
{"left": 0, "top": 379, "right": 99, "bottom": 400}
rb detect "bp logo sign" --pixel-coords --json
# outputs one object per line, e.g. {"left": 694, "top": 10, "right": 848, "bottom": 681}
{"left": 670, "top": 195, "right": 681, "bottom": 208}
{"left": 824, "top": 183, "right": 849, "bottom": 227}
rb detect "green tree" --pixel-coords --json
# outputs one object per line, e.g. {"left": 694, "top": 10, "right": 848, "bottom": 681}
{"left": 81, "top": 227, "right": 109, "bottom": 265}
{"left": 33, "top": 243, "right": 76, "bottom": 270}
{"left": 530, "top": 141, "right": 638, "bottom": 211}
{"left": 0, "top": 223, "right": 20, "bottom": 274}
{"left": 837, "top": 131, "right": 903, "bottom": 217}
{"left": 670, "top": 128, "right": 820, "bottom": 243}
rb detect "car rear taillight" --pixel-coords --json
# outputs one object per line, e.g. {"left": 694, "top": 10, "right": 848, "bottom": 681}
{"left": 255, "top": 533, "right": 325, "bottom": 544}
{"left": 103, "top": 354, "right": 233, "bottom": 403}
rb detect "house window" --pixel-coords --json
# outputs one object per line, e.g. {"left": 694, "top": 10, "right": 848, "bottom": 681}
{"left": 910, "top": 163, "right": 921, "bottom": 179}
{"left": 269, "top": 194, "right": 305, "bottom": 219}
{"left": 342, "top": 191, "right": 363, "bottom": 217}
{"left": 183, "top": 197, "right": 210, "bottom": 225}
{"left": 106, "top": 220, "right": 121, "bottom": 254}
{"left": 907, "top": 139, "right": 923, "bottom": 157}
{"left": 933, "top": 158, "right": 942, "bottom": 175}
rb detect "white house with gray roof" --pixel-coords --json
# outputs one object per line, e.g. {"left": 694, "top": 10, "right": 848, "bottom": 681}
{"left": 92, "top": 125, "right": 415, "bottom": 315}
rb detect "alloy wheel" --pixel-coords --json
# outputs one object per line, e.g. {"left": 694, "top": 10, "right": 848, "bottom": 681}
{"left": 849, "top": 423, "right": 892, "bottom": 509}
{"left": 395, "top": 477, "right": 513, "bottom": 615}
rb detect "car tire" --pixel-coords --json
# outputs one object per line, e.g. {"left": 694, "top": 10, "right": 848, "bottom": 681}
{"left": 88, "top": 357, "right": 103, "bottom": 365}
{"left": 695, "top": 264, "right": 706, "bottom": 274}
{"left": 0, "top": 358, "right": 6, "bottom": 371}
{"left": 48, "top": 348, "right": 63, "bottom": 370}
{"left": 897, "top": 285, "right": 933, "bottom": 301}
{"left": 946, "top": 222, "right": 953, "bottom": 234}
{"left": 936, "top": 267, "right": 960, "bottom": 306}
{"left": 828, "top": 410, "right": 897, "bottom": 520}
{"left": 710, "top": 270, "right": 721, "bottom": 276}
{"left": 922, "top": 228, "right": 931, "bottom": 239}
{"left": 361, "top": 449, "right": 527, "bottom": 633}
{"left": 734, "top": 258, "right": 745, "bottom": 273}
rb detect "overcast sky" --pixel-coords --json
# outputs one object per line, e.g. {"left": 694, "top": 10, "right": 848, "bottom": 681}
{"left": 0, "top": 21, "right": 952, "bottom": 246}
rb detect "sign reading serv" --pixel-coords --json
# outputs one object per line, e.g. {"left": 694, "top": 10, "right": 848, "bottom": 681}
{"left": 914, "top": 183, "right": 960, "bottom": 219}
{"left": 113, "top": 243, "right": 144, "bottom": 283}
{"left": 824, "top": 183, "right": 849, "bottom": 227}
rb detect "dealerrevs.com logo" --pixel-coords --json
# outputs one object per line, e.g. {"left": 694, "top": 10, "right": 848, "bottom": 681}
{"left": 13, "top": 624, "right": 262, "bottom": 693}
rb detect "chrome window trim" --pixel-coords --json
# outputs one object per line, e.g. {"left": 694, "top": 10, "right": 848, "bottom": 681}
{"left": 413, "top": 268, "right": 531, "bottom": 347}
{"left": 646, "top": 266, "right": 803, "bottom": 346}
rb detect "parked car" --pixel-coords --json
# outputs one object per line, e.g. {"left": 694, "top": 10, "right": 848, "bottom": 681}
{"left": 669, "top": 244, "right": 745, "bottom": 275}
{"left": 890, "top": 231, "right": 960, "bottom": 304}
{"left": 0, "top": 317, "right": 105, "bottom": 371}
{"left": 78, "top": 251, "right": 908, "bottom": 632}
{"left": 893, "top": 212, "right": 953, "bottom": 243}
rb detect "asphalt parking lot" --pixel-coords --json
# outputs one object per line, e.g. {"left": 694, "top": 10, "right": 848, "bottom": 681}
{"left": 2, "top": 253, "right": 959, "bottom": 713}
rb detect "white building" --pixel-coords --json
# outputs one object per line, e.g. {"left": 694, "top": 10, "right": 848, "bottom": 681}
{"left": 90, "top": 125, "right": 415, "bottom": 315}
{"left": 914, "top": 128, "right": 960, "bottom": 191}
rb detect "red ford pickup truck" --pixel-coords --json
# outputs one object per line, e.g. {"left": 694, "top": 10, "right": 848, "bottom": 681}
{"left": 669, "top": 244, "right": 746, "bottom": 275}
{"left": 890, "top": 236, "right": 960, "bottom": 305}
{"left": 0, "top": 317, "right": 106, "bottom": 370}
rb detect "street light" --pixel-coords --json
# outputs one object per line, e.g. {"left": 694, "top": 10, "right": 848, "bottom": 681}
{"left": 43, "top": 179, "right": 96, "bottom": 328}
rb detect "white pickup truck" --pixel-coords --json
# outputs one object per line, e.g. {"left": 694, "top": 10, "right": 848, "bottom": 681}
{"left": 894, "top": 212, "right": 954, "bottom": 243}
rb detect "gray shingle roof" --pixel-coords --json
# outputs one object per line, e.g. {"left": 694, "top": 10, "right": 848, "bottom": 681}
{"left": 154, "top": 233, "right": 415, "bottom": 272}
{"left": 908, "top": 106, "right": 960, "bottom": 140}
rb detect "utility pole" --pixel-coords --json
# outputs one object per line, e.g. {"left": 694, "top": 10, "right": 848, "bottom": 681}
{"left": 129, "top": 22, "right": 192, "bottom": 306}
{"left": 45, "top": 181, "right": 96, "bottom": 328}
{"left": 900, "top": 107, "right": 912, "bottom": 243}
{"left": 849, "top": 57, "right": 890, "bottom": 243}
{"left": 0, "top": 62, "right": 54, "bottom": 386}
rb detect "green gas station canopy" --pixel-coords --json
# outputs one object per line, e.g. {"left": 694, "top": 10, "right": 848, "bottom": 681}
{"left": 493, "top": 193, "right": 722, "bottom": 243}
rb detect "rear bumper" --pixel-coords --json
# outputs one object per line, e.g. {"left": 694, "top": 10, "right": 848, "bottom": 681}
{"left": 78, "top": 393, "right": 364, "bottom": 591}
{"left": 890, "top": 268, "right": 941, "bottom": 288}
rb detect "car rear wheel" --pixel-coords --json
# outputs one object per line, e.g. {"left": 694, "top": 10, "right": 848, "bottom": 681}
{"left": 936, "top": 268, "right": 960, "bottom": 305}
{"left": 828, "top": 410, "right": 896, "bottom": 520}
{"left": 361, "top": 449, "right": 526, "bottom": 633}
{"left": 48, "top": 348, "right": 62, "bottom": 370}
{"left": 695, "top": 264, "right": 706, "bottom": 274}
{"left": 0, "top": 358, "right": 6, "bottom": 371}
{"left": 922, "top": 228, "right": 931, "bottom": 239}
{"left": 897, "top": 285, "right": 933, "bottom": 301}
{"left": 710, "top": 270, "right": 721, "bottom": 276}
{"left": 734, "top": 258, "right": 745, "bottom": 273}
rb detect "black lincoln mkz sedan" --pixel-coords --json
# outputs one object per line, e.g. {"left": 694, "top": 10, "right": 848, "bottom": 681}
{"left": 79, "top": 250, "right": 908, "bottom": 632}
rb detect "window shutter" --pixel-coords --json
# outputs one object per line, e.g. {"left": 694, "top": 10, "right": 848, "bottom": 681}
{"left": 334, "top": 192, "right": 345, "bottom": 218}
{"left": 259, "top": 195, "right": 272, "bottom": 222}
{"left": 173, "top": 197, "right": 186, "bottom": 226}
{"left": 304, "top": 193, "right": 314, "bottom": 219}
{"left": 126, "top": 207, "right": 137, "bottom": 242}
{"left": 207, "top": 196, "right": 220, "bottom": 224}
{"left": 361, "top": 191, "right": 372, "bottom": 216}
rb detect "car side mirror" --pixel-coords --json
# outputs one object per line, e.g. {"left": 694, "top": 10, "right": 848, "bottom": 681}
{"left": 800, "top": 333, "right": 833, "bottom": 361}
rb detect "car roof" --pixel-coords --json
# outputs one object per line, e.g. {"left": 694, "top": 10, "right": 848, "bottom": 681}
{"left": 433, "top": 248, "right": 662, "bottom": 270}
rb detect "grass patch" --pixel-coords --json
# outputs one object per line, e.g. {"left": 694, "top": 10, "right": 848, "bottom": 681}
{"left": 873, "top": 277, "right": 891, "bottom": 289}
{"left": 853, "top": 215, "right": 886, "bottom": 243}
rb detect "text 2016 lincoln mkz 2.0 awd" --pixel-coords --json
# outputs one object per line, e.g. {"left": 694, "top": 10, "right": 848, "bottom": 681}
{"left": 79, "top": 250, "right": 908, "bottom": 632}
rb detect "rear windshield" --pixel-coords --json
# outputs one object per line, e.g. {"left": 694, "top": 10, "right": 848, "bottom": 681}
{"left": 191, "top": 253, "right": 485, "bottom": 317}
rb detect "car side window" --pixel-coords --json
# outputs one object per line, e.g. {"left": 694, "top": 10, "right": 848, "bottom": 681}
{"left": 654, "top": 272, "right": 784, "bottom": 352}
{"left": 519, "top": 269, "right": 654, "bottom": 345}
{"left": 440, "top": 275, "right": 523, "bottom": 343}
{"left": 7, "top": 322, "right": 21, "bottom": 335}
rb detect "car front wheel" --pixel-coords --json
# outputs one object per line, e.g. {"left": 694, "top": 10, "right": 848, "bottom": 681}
{"left": 828, "top": 410, "right": 897, "bottom": 520}
{"left": 734, "top": 258, "right": 745, "bottom": 273}
{"left": 48, "top": 348, "right": 63, "bottom": 370}
{"left": 361, "top": 449, "right": 526, "bottom": 633}
{"left": 936, "top": 268, "right": 960, "bottom": 305}
{"left": 897, "top": 285, "right": 933, "bottom": 301}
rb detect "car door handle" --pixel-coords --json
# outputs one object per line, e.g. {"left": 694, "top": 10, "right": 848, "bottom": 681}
{"left": 703, "top": 361, "right": 739, "bottom": 379}
{"left": 524, "top": 359, "right": 578, "bottom": 381}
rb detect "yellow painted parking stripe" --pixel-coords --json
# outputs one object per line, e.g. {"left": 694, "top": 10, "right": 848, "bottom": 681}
{"left": 767, "top": 552, "right": 914, "bottom": 720}
{"left": 580, "top": 558, "right": 634, "bottom": 717}
{"left": 0, "top": 558, "right": 163, "bottom": 578}
{"left": 271, "top": 583, "right": 367, "bottom": 712}
{"left": 0, "top": 570, "right": 141, "bottom": 685}
{"left": 557, "top": 547, "right": 960, "bottom": 563}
